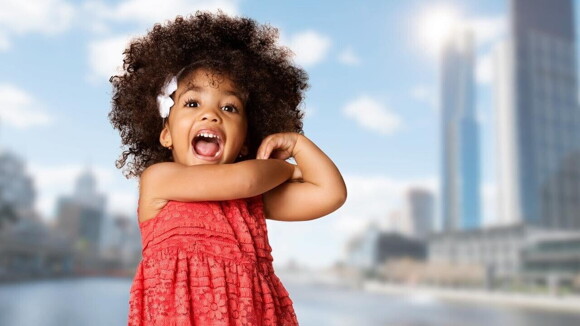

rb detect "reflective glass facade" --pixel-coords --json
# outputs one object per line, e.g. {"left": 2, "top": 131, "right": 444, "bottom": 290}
{"left": 510, "top": 0, "right": 580, "bottom": 229}
{"left": 441, "top": 28, "right": 481, "bottom": 231}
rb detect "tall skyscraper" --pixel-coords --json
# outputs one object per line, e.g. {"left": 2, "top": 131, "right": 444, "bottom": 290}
{"left": 440, "top": 27, "right": 481, "bottom": 231}
{"left": 0, "top": 151, "right": 36, "bottom": 216}
{"left": 494, "top": 0, "right": 580, "bottom": 229}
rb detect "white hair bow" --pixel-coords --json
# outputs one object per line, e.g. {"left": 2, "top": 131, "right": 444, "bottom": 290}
{"left": 156, "top": 76, "right": 178, "bottom": 118}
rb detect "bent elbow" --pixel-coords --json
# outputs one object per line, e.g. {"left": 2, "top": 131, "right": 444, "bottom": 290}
{"left": 333, "top": 186, "right": 348, "bottom": 210}
{"left": 322, "top": 184, "right": 347, "bottom": 216}
{"left": 338, "top": 187, "right": 348, "bottom": 208}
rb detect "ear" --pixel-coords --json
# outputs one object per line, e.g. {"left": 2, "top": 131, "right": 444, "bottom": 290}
{"left": 159, "top": 125, "right": 173, "bottom": 149}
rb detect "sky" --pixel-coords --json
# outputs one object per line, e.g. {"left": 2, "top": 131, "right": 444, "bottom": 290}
{"left": 1, "top": 0, "right": 578, "bottom": 269}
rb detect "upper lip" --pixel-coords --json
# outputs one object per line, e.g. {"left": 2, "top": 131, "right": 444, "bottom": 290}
{"left": 193, "top": 127, "right": 224, "bottom": 142}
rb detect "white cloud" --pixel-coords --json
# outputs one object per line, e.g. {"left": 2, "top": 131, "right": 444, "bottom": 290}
{"left": 87, "top": 35, "right": 135, "bottom": 83}
{"left": 281, "top": 30, "right": 332, "bottom": 67}
{"left": 342, "top": 95, "right": 402, "bottom": 135}
{"left": 338, "top": 47, "right": 360, "bottom": 65}
{"left": 0, "top": 31, "right": 10, "bottom": 51}
{"left": 0, "top": 0, "right": 74, "bottom": 49}
{"left": 86, "top": 0, "right": 239, "bottom": 26}
{"left": 411, "top": 85, "right": 438, "bottom": 110}
{"left": 0, "top": 84, "right": 54, "bottom": 128}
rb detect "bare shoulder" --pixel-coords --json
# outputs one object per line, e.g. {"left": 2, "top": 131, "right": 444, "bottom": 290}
{"left": 140, "top": 162, "right": 180, "bottom": 182}
{"left": 138, "top": 163, "right": 174, "bottom": 223}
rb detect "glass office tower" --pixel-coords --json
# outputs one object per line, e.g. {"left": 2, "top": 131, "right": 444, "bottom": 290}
{"left": 440, "top": 27, "right": 481, "bottom": 231}
{"left": 495, "top": 0, "right": 580, "bottom": 229}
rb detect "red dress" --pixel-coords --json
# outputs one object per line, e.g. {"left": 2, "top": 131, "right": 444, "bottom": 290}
{"left": 128, "top": 196, "right": 299, "bottom": 325}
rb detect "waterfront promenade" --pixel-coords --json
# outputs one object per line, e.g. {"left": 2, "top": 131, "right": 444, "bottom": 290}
{"left": 364, "top": 280, "right": 580, "bottom": 314}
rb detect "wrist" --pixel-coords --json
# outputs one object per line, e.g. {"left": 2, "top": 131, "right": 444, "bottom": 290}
{"left": 292, "top": 134, "right": 307, "bottom": 158}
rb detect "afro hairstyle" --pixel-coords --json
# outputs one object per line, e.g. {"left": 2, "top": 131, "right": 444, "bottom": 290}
{"left": 109, "top": 11, "right": 309, "bottom": 178}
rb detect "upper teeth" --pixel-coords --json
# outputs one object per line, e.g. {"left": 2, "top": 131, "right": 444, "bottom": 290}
{"left": 197, "top": 132, "right": 219, "bottom": 139}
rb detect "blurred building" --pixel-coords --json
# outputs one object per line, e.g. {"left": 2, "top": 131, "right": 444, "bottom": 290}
{"left": 376, "top": 233, "right": 426, "bottom": 263}
{"left": 0, "top": 151, "right": 37, "bottom": 220}
{"left": 522, "top": 232, "right": 580, "bottom": 287}
{"left": 346, "top": 221, "right": 382, "bottom": 271}
{"left": 494, "top": 0, "right": 580, "bottom": 229}
{"left": 0, "top": 218, "right": 73, "bottom": 280}
{"left": 429, "top": 224, "right": 580, "bottom": 287}
{"left": 406, "top": 188, "right": 435, "bottom": 239}
{"left": 429, "top": 225, "right": 530, "bottom": 285}
{"left": 55, "top": 168, "right": 106, "bottom": 267}
{"left": 0, "top": 150, "right": 73, "bottom": 280}
{"left": 100, "top": 213, "right": 141, "bottom": 270}
{"left": 346, "top": 222, "right": 426, "bottom": 273}
{"left": 440, "top": 26, "right": 481, "bottom": 231}
{"left": 386, "top": 209, "right": 413, "bottom": 237}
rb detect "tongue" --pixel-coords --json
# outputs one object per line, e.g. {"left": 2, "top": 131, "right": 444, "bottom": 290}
{"left": 195, "top": 140, "right": 219, "bottom": 157}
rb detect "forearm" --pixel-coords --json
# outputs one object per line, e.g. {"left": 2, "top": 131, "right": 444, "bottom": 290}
{"left": 140, "top": 160, "right": 294, "bottom": 202}
{"left": 238, "top": 159, "right": 295, "bottom": 196}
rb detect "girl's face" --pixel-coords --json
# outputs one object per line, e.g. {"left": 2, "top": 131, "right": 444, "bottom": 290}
{"left": 159, "top": 68, "right": 248, "bottom": 166}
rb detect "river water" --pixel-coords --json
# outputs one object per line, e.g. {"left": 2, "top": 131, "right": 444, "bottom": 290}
{"left": 0, "top": 277, "right": 579, "bottom": 325}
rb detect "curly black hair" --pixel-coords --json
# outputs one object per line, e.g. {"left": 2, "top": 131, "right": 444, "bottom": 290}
{"left": 109, "top": 11, "right": 308, "bottom": 178}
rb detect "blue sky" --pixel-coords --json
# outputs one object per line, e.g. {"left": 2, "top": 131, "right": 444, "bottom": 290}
{"left": 1, "top": 0, "right": 577, "bottom": 268}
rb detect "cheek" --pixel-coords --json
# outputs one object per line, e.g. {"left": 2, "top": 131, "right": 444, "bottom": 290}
{"left": 171, "top": 120, "right": 193, "bottom": 143}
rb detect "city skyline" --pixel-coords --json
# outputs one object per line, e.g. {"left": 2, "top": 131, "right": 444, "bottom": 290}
{"left": 1, "top": 0, "right": 580, "bottom": 268}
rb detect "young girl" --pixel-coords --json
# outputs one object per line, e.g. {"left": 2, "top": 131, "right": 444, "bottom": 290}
{"left": 109, "top": 11, "right": 346, "bottom": 325}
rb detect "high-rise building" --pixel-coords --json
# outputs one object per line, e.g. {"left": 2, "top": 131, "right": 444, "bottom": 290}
{"left": 494, "top": 0, "right": 580, "bottom": 229}
{"left": 407, "top": 188, "right": 435, "bottom": 239}
{"left": 440, "top": 27, "right": 481, "bottom": 231}
{"left": 0, "top": 151, "right": 36, "bottom": 218}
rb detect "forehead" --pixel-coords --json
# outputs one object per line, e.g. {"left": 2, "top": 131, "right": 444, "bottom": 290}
{"left": 179, "top": 68, "right": 238, "bottom": 93}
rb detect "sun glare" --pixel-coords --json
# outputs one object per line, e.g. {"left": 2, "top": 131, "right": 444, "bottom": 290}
{"left": 416, "top": 4, "right": 462, "bottom": 56}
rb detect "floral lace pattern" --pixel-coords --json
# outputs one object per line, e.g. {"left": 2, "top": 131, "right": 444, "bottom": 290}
{"left": 128, "top": 196, "right": 299, "bottom": 325}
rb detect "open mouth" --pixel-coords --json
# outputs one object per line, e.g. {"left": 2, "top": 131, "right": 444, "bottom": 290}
{"left": 192, "top": 130, "right": 223, "bottom": 161}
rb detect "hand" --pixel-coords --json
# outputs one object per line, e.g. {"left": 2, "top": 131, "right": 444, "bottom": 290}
{"left": 256, "top": 132, "right": 300, "bottom": 160}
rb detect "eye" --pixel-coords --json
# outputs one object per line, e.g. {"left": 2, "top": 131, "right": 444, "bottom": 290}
{"left": 221, "top": 104, "right": 239, "bottom": 113}
{"left": 184, "top": 99, "right": 200, "bottom": 108}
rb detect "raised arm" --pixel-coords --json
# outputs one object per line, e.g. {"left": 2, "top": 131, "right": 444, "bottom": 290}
{"left": 257, "top": 133, "right": 347, "bottom": 221}
{"left": 138, "top": 160, "right": 295, "bottom": 221}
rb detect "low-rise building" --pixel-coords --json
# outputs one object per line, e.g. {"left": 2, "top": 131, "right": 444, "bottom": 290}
{"left": 429, "top": 224, "right": 580, "bottom": 287}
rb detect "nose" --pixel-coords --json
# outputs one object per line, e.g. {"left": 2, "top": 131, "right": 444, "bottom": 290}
{"left": 200, "top": 107, "right": 221, "bottom": 123}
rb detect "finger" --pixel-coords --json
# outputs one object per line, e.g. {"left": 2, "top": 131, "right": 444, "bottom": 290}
{"left": 264, "top": 136, "right": 286, "bottom": 159}
{"left": 256, "top": 137, "right": 268, "bottom": 159}
{"left": 262, "top": 140, "right": 279, "bottom": 159}
{"left": 257, "top": 137, "right": 275, "bottom": 159}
